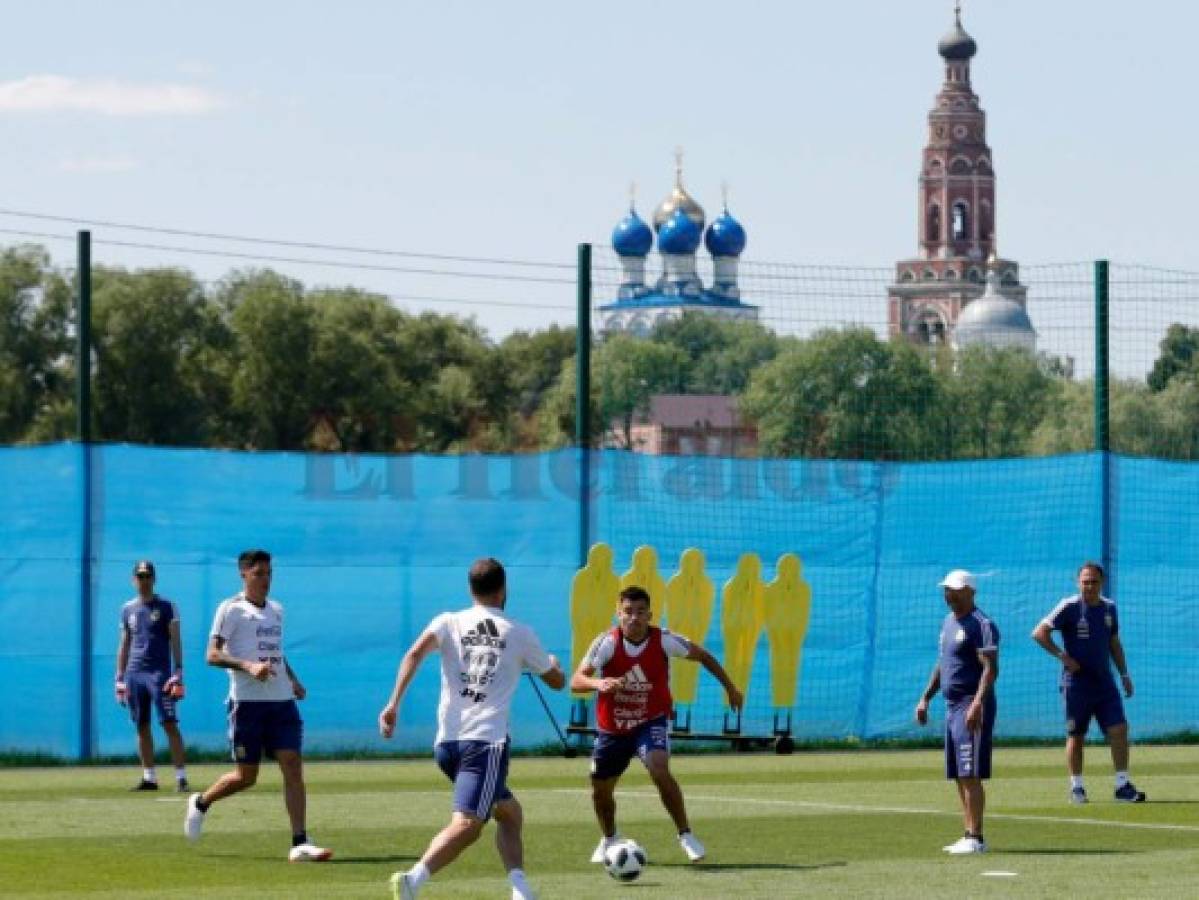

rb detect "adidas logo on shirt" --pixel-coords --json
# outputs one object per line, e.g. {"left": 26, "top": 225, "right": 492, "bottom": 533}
{"left": 622, "top": 664, "right": 654, "bottom": 694}
{"left": 461, "top": 618, "right": 507, "bottom": 649}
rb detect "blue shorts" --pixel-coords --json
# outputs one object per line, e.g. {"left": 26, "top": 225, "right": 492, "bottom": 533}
{"left": 590, "top": 715, "right": 671, "bottom": 781}
{"left": 126, "top": 670, "right": 177, "bottom": 726}
{"left": 944, "top": 698, "right": 995, "bottom": 780}
{"left": 1063, "top": 679, "right": 1126, "bottom": 736}
{"left": 434, "top": 739, "right": 512, "bottom": 821}
{"left": 227, "top": 699, "right": 302, "bottom": 764}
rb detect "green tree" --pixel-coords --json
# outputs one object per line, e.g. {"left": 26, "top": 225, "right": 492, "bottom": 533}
{"left": 938, "top": 346, "right": 1054, "bottom": 458}
{"left": 220, "top": 270, "right": 315, "bottom": 450}
{"left": 1148, "top": 324, "right": 1199, "bottom": 392}
{"left": 0, "top": 246, "right": 73, "bottom": 443}
{"left": 741, "top": 327, "right": 940, "bottom": 459}
{"left": 498, "top": 325, "right": 576, "bottom": 418}
{"left": 307, "top": 288, "right": 407, "bottom": 452}
{"left": 90, "top": 267, "right": 226, "bottom": 445}
{"left": 594, "top": 334, "right": 688, "bottom": 449}
{"left": 651, "top": 313, "right": 780, "bottom": 394}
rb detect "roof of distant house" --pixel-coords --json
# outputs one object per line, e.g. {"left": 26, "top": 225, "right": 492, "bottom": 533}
{"left": 637, "top": 394, "right": 746, "bottom": 430}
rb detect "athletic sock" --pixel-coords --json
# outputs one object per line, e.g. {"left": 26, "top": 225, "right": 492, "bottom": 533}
{"left": 175, "top": 767, "right": 187, "bottom": 782}
{"left": 1115, "top": 771, "right": 1130, "bottom": 788}
{"left": 143, "top": 767, "right": 156, "bottom": 783}
{"left": 408, "top": 862, "right": 431, "bottom": 888}
{"left": 508, "top": 868, "right": 531, "bottom": 892}
{"left": 194, "top": 796, "right": 210, "bottom": 813}
{"left": 292, "top": 832, "right": 308, "bottom": 847}
{"left": 1070, "top": 775, "right": 1084, "bottom": 790}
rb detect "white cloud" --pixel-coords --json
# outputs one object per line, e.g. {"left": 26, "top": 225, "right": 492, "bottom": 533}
{"left": 0, "top": 75, "right": 225, "bottom": 116}
{"left": 58, "top": 155, "right": 139, "bottom": 174}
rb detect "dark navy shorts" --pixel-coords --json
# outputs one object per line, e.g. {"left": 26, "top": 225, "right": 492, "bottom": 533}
{"left": 944, "top": 698, "right": 995, "bottom": 780}
{"left": 227, "top": 699, "right": 302, "bottom": 764}
{"left": 126, "top": 670, "right": 177, "bottom": 726}
{"left": 434, "top": 739, "right": 512, "bottom": 821}
{"left": 1063, "top": 680, "right": 1126, "bottom": 736}
{"left": 590, "top": 715, "right": 671, "bottom": 781}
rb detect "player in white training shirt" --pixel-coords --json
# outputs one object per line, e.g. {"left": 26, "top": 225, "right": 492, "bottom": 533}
{"left": 183, "top": 549, "right": 330, "bottom": 863}
{"left": 379, "top": 558, "right": 565, "bottom": 900}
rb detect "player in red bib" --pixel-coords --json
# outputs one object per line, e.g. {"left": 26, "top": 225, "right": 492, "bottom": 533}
{"left": 571, "top": 585, "right": 743, "bottom": 865}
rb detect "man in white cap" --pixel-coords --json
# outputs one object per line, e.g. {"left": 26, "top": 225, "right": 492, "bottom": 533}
{"left": 914, "top": 569, "right": 1000, "bottom": 854}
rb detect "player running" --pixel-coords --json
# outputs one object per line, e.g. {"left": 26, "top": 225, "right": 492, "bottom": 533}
{"left": 183, "top": 549, "right": 331, "bottom": 862}
{"left": 571, "top": 585, "right": 743, "bottom": 865}
{"left": 379, "top": 557, "right": 565, "bottom": 900}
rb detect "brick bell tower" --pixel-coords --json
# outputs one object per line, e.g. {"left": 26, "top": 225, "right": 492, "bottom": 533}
{"left": 888, "top": 4, "right": 1028, "bottom": 346}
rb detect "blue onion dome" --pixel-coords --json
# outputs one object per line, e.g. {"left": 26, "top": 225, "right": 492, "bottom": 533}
{"left": 938, "top": 8, "right": 977, "bottom": 60}
{"left": 611, "top": 208, "right": 653, "bottom": 257}
{"left": 657, "top": 207, "right": 701, "bottom": 254}
{"left": 705, "top": 209, "right": 747, "bottom": 257}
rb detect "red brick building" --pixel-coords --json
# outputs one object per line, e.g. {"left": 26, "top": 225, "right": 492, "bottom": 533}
{"left": 887, "top": 6, "right": 1033, "bottom": 349}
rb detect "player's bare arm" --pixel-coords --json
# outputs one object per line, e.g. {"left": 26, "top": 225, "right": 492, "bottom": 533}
{"left": 915, "top": 663, "right": 940, "bottom": 725}
{"left": 1110, "top": 634, "right": 1133, "bottom": 697}
{"left": 114, "top": 627, "right": 130, "bottom": 704}
{"left": 685, "top": 643, "right": 744, "bottom": 710}
{"left": 539, "top": 654, "right": 566, "bottom": 690}
{"left": 378, "top": 631, "right": 439, "bottom": 738}
{"left": 283, "top": 659, "right": 306, "bottom": 700}
{"left": 966, "top": 650, "right": 998, "bottom": 732}
{"left": 206, "top": 635, "right": 271, "bottom": 681}
{"left": 1032, "top": 621, "right": 1080, "bottom": 673}
{"left": 569, "top": 662, "right": 623, "bottom": 695}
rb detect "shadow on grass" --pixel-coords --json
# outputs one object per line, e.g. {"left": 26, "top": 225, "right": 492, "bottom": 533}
{"left": 656, "top": 861, "right": 847, "bottom": 872}
{"left": 327, "top": 853, "right": 419, "bottom": 865}
{"left": 996, "top": 848, "right": 1134, "bottom": 856}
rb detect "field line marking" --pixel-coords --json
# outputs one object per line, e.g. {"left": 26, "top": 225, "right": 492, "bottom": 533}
{"left": 537, "top": 789, "right": 1199, "bottom": 834}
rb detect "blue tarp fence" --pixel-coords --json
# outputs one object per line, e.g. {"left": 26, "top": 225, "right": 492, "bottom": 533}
{"left": 1, "top": 443, "right": 1194, "bottom": 758}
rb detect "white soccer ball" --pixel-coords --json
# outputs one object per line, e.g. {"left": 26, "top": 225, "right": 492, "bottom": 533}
{"left": 603, "top": 839, "right": 647, "bottom": 882}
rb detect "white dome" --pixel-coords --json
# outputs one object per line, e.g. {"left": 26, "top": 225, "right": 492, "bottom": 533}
{"left": 953, "top": 269, "right": 1035, "bottom": 351}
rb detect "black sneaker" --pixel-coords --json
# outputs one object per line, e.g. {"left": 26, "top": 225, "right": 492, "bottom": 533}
{"left": 1114, "top": 782, "right": 1146, "bottom": 803}
{"left": 176, "top": 778, "right": 190, "bottom": 792}
{"left": 130, "top": 779, "right": 159, "bottom": 791}
{"left": 1070, "top": 786, "right": 1088, "bottom": 804}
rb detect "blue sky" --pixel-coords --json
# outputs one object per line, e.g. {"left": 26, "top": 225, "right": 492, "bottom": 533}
{"left": 0, "top": 0, "right": 1194, "bottom": 356}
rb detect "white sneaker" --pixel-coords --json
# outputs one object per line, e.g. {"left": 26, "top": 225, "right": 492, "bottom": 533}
{"left": 183, "top": 793, "right": 205, "bottom": 842}
{"left": 288, "top": 842, "right": 333, "bottom": 862}
{"left": 590, "top": 833, "right": 620, "bottom": 864}
{"left": 390, "top": 871, "right": 418, "bottom": 900}
{"left": 943, "top": 836, "right": 987, "bottom": 855}
{"left": 511, "top": 882, "right": 536, "bottom": 900}
{"left": 678, "top": 830, "right": 706, "bottom": 862}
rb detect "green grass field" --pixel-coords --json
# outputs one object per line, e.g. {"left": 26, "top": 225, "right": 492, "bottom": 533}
{"left": 3, "top": 746, "right": 1199, "bottom": 898}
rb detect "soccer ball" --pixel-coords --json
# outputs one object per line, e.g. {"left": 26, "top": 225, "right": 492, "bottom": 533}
{"left": 603, "top": 839, "right": 647, "bottom": 882}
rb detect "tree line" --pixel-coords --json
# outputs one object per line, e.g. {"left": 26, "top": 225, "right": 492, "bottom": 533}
{"left": 3, "top": 244, "right": 1198, "bottom": 461}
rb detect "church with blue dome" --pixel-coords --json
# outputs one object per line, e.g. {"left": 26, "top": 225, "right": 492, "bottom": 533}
{"left": 600, "top": 158, "right": 758, "bottom": 336}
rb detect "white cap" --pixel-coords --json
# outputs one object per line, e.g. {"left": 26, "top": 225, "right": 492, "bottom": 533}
{"left": 938, "top": 569, "right": 976, "bottom": 590}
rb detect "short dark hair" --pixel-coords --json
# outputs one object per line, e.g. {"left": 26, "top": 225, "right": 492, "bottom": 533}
{"left": 468, "top": 557, "right": 506, "bottom": 597}
{"left": 619, "top": 585, "right": 651, "bottom": 607}
{"left": 1078, "top": 560, "right": 1105, "bottom": 580}
{"left": 238, "top": 549, "right": 272, "bottom": 570}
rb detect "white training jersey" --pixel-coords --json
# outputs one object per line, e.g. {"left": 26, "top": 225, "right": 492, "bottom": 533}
{"left": 425, "top": 604, "right": 554, "bottom": 744}
{"left": 210, "top": 593, "right": 294, "bottom": 702}
{"left": 582, "top": 628, "right": 693, "bottom": 672}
